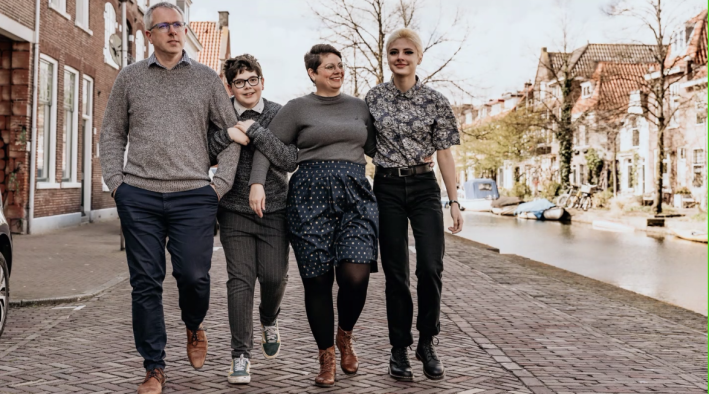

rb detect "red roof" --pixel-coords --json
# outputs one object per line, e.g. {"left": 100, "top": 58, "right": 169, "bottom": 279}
{"left": 190, "top": 21, "right": 230, "bottom": 75}
{"left": 573, "top": 62, "right": 656, "bottom": 116}
{"left": 665, "top": 9, "right": 708, "bottom": 68}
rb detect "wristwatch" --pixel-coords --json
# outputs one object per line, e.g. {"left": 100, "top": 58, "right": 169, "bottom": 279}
{"left": 449, "top": 200, "right": 460, "bottom": 208}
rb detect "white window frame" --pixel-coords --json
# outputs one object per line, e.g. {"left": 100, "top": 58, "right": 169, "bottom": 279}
{"left": 37, "top": 55, "right": 60, "bottom": 189}
{"left": 49, "top": 0, "right": 71, "bottom": 20}
{"left": 135, "top": 30, "right": 146, "bottom": 62}
{"left": 61, "top": 66, "right": 81, "bottom": 188}
{"left": 74, "top": 0, "right": 92, "bottom": 35}
{"left": 104, "top": 2, "right": 119, "bottom": 69}
{"left": 581, "top": 82, "right": 593, "bottom": 99}
{"left": 82, "top": 75, "right": 95, "bottom": 204}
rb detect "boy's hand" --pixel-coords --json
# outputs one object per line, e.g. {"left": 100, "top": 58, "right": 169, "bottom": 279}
{"left": 236, "top": 119, "right": 255, "bottom": 132}
{"left": 249, "top": 184, "right": 266, "bottom": 218}
{"left": 227, "top": 127, "right": 250, "bottom": 145}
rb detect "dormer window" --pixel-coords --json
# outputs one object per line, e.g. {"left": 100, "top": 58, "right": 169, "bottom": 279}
{"left": 581, "top": 82, "right": 593, "bottom": 98}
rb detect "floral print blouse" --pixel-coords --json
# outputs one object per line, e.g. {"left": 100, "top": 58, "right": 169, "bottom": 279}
{"left": 365, "top": 78, "right": 460, "bottom": 168}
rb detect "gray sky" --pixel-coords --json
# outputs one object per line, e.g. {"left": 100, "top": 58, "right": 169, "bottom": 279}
{"left": 191, "top": 0, "right": 706, "bottom": 105}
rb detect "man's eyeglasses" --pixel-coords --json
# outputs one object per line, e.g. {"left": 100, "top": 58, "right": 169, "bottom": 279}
{"left": 319, "top": 63, "right": 346, "bottom": 72}
{"left": 148, "top": 21, "right": 187, "bottom": 32}
{"left": 231, "top": 76, "right": 262, "bottom": 89}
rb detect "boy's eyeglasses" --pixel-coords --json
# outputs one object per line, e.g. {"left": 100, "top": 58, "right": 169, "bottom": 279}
{"left": 148, "top": 21, "right": 187, "bottom": 32}
{"left": 231, "top": 76, "right": 262, "bottom": 89}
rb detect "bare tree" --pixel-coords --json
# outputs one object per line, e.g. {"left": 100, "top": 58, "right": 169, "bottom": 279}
{"left": 606, "top": 0, "right": 694, "bottom": 214}
{"left": 310, "top": 0, "right": 471, "bottom": 97}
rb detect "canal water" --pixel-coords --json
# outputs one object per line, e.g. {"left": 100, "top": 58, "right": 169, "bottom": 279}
{"left": 444, "top": 211, "right": 708, "bottom": 315}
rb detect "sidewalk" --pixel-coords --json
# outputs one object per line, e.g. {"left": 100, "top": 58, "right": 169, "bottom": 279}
{"left": 10, "top": 220, "right": 128, "bottom": 305}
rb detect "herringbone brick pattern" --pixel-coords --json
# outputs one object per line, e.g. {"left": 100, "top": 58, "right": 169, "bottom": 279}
{"left": 0, "top": 233, "right": 705, "bottom": 393}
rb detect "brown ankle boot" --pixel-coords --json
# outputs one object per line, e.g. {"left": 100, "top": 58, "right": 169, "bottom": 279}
{"left": 137, "top": 368, "right": 166, "bottom": 394}
{"left": 315, "top": 346, "right": 336, "bottom": 387}
{"left": 186, "top": 324, "right": 208, "bottom": 370}
{"left": 336, "top": 326, "right": 359, "bottom": 374}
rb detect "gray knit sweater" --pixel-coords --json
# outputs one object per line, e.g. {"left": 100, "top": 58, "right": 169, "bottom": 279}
{"left": 209, "top": 98, "right": 293, "bottom": 213}
{"left": 249, "top": 93, "right": 377, "bottom": 187}
{"left": 100, "top": 54, "right": 240, "bottom": 198}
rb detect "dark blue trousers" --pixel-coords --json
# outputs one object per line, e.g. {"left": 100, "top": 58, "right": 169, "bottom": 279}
{"left": 115, "top": 183, "right": 219, "bottom": 370}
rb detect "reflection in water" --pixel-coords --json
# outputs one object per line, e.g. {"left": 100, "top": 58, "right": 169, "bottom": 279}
{"left": 445, "top": 212, "right": 708, "bottom": 315}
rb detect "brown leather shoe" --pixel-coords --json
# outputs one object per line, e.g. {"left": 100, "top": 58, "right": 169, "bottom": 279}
{"left": 315, "top": 346, "right": 336, "bottom": 387}
{"left": 137, "top": 368, "right": 165, "bottom": 394}
{"left": 186, "top": 324, "right": 208, "bottom": 370}
{"left": 336, "top": 326, "right": 359, "bottom": 374}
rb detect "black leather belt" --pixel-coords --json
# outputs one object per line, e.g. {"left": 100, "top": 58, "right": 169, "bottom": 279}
{"left": 376, "top": 163, "right": 433, "bottom": 177}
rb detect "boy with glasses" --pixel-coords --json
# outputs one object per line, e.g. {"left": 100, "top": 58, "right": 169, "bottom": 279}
{"left": 208, "top": 54, "right": 294, "bottom": 385}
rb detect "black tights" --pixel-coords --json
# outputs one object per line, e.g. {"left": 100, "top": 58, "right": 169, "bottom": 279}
{"left": 302, "top": 262, "right": 370, "bottom": 350}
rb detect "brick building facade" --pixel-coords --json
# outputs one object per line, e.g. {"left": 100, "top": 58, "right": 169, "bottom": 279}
{"left": 1, "top": 0, "right": 150, "bottom": 233}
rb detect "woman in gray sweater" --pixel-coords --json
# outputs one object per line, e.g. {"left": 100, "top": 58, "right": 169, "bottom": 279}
{"left": 243, "top": 44, "right": 377, "bottom": 387}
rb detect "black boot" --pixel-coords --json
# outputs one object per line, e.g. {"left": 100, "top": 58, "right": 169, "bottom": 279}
{"left": 388, "top": 346, "right": 414, "bottom": 381}
{"left": 415, "top": 337, "right": 444, "bottom": 380}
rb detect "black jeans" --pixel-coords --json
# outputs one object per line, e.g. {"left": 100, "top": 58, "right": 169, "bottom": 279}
{"left": 373, "top": 171, "right": 444, "bottom": 348}
{"left": 115, "top": 183, "right": 219, "bottom": 370}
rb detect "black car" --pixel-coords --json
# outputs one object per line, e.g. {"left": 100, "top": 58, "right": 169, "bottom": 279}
{"left": 0, "top": 198, "right": 13, "bottom": 338}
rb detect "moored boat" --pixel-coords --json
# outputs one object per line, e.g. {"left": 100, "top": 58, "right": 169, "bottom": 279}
{"left": 671, "top": 228, "right": 708, "bottom": 243}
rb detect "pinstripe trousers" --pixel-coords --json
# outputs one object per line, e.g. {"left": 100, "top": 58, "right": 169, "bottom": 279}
{"left": 217, "top": 208, "right": 290, "bottom": 359}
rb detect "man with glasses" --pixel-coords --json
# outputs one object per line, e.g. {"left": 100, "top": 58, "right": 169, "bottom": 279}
{"left": 99, "top": 3, "right": 240, "bottom": 394}
{"left": 208, "top": 54, "right": 292, "bottom": 385}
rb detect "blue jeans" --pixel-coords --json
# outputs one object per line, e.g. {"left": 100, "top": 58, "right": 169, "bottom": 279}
{"left": 115, "top": 183, "right": 219, "bottom": 370}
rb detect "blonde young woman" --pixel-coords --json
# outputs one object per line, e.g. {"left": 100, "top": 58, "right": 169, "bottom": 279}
{"left": 365, "top": 28, "right": 463, "bottom": 381}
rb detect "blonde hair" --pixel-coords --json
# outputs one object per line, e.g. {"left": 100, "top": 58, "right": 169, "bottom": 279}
{"left": 385, "top": 28, "right": 423, "bottom": 55}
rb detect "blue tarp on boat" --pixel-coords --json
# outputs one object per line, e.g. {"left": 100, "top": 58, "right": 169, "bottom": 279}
{"left": 513, "top": 199, "right": 556, "bottom": 219}
{"left": 463, "top": 179, "right": 499, "bottom": 200}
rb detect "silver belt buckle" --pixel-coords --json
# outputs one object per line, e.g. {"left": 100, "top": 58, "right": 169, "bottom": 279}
{"left": 397, "top": 167, "right": 412, "bottom": 177}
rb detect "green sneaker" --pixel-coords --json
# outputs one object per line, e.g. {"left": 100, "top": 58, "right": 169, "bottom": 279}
{"left": 228, "top": 355, "right": 251, "bottom": 384}
{"left": 261, "top": 321, "right": 281, "bottom": 359}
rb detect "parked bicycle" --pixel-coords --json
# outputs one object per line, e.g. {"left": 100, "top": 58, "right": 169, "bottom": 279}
{"left": 568, "top": 184, "right": 596, "bottom": 211}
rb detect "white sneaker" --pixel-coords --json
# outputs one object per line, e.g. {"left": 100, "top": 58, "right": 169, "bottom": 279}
{"left": 261, "top": 320, "right": 281, "bottom": 359}
{"left": 228, "top": 355, "right": 251, "bottom": 384}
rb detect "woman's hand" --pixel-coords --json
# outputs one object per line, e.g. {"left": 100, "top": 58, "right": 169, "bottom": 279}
{"left": 227, "top": 127, "right": 250, "bottom": 145}
{"left": 249, "top": 184, "right": 266, "bottom": 218}
{"left": 448, "top": 203, "right": 463, "bottom": 234}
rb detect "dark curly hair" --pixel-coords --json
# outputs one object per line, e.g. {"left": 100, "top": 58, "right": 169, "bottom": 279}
{"left": 304, "top": 44, "right": 342, "bottom": 82}
{"left": 223, "top": 54, "right": 263, "bottom": 84}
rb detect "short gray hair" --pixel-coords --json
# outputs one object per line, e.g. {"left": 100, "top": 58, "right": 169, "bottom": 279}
{"left": 144, "top": 2, "right": 184, "bottom": 30}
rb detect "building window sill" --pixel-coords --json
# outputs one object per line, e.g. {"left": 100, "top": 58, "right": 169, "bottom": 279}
{"left": 37, "top": 182, "right": 61, "bottom": 190}
{"left": 49, "top": 5, "right": 72, "bottom": 21}
{"left": 75, "top": 22, "right": 93, "bottom": 36}
{"left": 104, "top": 55, "right": 120, "bottom": 70}
{"left": 61, "top": 182, "right": 82, "bottom": 189}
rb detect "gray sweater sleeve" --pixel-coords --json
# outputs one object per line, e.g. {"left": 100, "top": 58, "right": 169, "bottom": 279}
{"left": 246, "top": 121, "right": 298, "bottom": 173}
{"left": 99, "top": 70, "right": 130, "bottom": 193}
{"left": 208, "top": 77, "right": 241, "bottom": 198}
{"left": 208, "top": 126, "right": 233, "bottom": 166}
{"left": 248, "top": 101, "right": 300, "bottom": 185}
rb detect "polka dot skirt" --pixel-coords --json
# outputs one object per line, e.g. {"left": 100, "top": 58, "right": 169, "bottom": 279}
{"left": 287, "top": 160, "right": 379, "bottom": 279}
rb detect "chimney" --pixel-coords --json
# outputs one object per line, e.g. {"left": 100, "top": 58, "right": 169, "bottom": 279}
{"left": 541, "top": 47, "right": 547, "bottom": 53}
{"left": 218, "top": 11, "right": 229, "bottom": 29}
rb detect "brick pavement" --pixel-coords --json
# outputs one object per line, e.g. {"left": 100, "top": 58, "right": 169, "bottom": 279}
{"left": 0, "top": 230, "right": 705, "bottom": 393}
{"left": 10, "top": 221, "right": 128, "bottom": 302}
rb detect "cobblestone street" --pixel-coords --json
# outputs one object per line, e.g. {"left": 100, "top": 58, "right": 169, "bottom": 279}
{"left": 0, "top": 233, "right": 706, "bottom": 393}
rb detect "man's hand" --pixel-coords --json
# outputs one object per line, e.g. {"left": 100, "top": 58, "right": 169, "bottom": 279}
{"left": 227, "top": 127, "right": 250, "bottom": 145}
{"left": 448, "top": 203, "right": 463, "bottom": 234}
{"left": 236, "top": 119, "right": 255, "bottom": 133}
{"left": 424, "top": 156, "right": 435, "bottom": 168}
{"left": 210, "top": 183, "right": 220, "bottom": 201}
{"left": 249, "top": 184, "right": 266, "bottom": 218}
